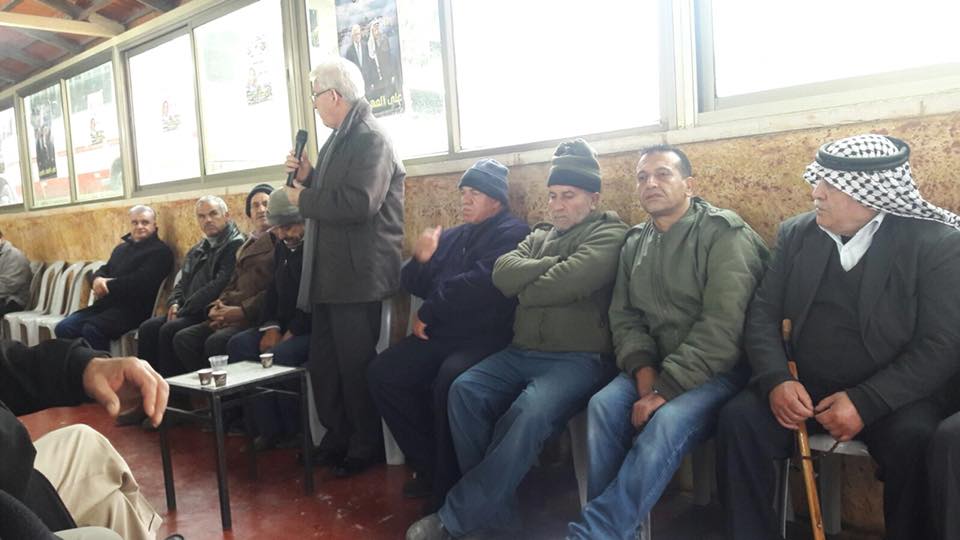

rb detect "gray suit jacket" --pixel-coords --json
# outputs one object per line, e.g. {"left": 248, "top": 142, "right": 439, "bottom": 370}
{"left": 298, "top": 99, "right": 404, "bottom": 306}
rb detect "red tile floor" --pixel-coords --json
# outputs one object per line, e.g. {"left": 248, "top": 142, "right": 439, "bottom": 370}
{"left": 21, "top": 404, "right": 880, "bottom": 540}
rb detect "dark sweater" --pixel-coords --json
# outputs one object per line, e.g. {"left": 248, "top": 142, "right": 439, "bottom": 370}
{"left": 401, "top": 210, "right": 530, "bottom": 342}
{"left": 261, "top": 241, "right": 310, "bottom": 336}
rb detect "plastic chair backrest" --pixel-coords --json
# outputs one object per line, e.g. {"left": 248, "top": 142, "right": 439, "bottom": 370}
{"left": 27, "top": 262, "right": 45, "bottom": 310}
{"left": 48, "top": 262, "right": 86, "bottom": 316}
{"left": 407, "top": 296, "right": 424, "bottom": 335}
{"left": 35, "top": 261, "right": 66, "bottom": 313}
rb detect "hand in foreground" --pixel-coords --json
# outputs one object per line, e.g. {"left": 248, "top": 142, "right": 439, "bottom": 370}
{"left": 814, "top": 391, "right": 864, "bottom": 442}
{"left": 411, "top": 311, "right": 428, "bottom": 340}
{"left": 631, "top": 392, "right": 666, "bottom": 429}
{"left": 769, "top": 380, "right": 814, "bottom": 430}
{"left": 166, "top": 304, "right": 178, "bottom": 321}
{"left": 413, "top": 227, "right": 442, "bottom": 263}
{"left": 82, "top": 357, "right": 169, "bottom": 428}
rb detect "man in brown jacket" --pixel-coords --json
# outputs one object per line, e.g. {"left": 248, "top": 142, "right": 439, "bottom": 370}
{"left": 172, "top": 184, "right": 276, "bottom": 372}
{"left": 284, "top": 56, "right": 404, "bottom": 477}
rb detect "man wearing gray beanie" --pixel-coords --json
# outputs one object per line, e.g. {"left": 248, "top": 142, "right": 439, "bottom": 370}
{"left": 408, "top": 140, "right": 627, "bottom": 540}
{"left": 370, "top": 158, "right": 529, "bottom": 513}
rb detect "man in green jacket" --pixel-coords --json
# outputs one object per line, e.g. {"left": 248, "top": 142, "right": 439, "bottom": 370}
{"left": 407, "top": 139, "right": 627, "bottom": 540}
{"left": 567, "top": 145, "right": 768, "bottom": 539}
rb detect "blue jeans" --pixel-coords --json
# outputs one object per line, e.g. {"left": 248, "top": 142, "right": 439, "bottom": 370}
{"left": 228, "top": 328, "right": 310, "bottom": 439}
{"left": 567, "top": 366, "right": 747, "bottom": 540}
{"left": 439, "top": 346, "right": 615, "bottom": 536}
{"left": 55, "top": 310, "right": 112, "bottom": 351}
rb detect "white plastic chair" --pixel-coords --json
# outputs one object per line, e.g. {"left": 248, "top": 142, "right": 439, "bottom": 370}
{"left": 380, "top": 296, "right": 404, "bottom": 465}
{"left": 21, "top": 261, "right": 86, "bottom": 345}
{"left": 39, "top": 261, "right": 104, "bottom": 342}
{"left": 4, "top": 261, "right": 65, "bottom": 342}
{"left": 777, "top": 434, "right": 871, "bottom": 536}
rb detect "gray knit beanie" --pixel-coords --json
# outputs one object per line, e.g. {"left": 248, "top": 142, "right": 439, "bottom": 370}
{"left": 547, "top": 139, "right": 601, "bottom": 193}
{"left": 458, "top": 159, "right": 510, "bottom": 206}
{"left": 267, "top": 188, "right": 303, "bottom": 226}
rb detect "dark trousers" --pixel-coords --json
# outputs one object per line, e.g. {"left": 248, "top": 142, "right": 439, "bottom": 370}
{"left": 137, "top": 315, "right": 202, "bottom": 377}
{"left": 54, "top": 310, "right": 112, "bottom": 351}
{"left": 367, "top": 334, "right": 506, "bottom": 504}
{"left": 309, "top": 301, "right": 383, "bottom": 460}
{"left": 172, "top": 321, "right": 244, "bottom": 373}
{"left": 717, "top": 389, "right": 942, "bottom": 540}
{"left": 929, "top": 410, "right": 960, "bottom": 540}
{"left": 229, "top": 327, "right": 311, "bottom": 439}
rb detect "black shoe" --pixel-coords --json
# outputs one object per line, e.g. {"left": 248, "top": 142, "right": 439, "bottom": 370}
{"left": 251, "top": 435, "right": 276, "bottom": 452}
{"left": 403, "top": 473, "right": 433, "bottom": 499}
{"left": 333, "top": 456, "right": 375, "bottom": 478}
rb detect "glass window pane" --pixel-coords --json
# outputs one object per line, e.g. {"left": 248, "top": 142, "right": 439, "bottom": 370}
{"left": 129, "top": 35, "right": 201, "bottom": 186}
{"left": 711, "top": 1, "right": 960, "bottom": 98}
{"left": 195, "top": 0, "right": 292, "bottom": 175}
{"left": 451, "top": 0, "right": 659, "bottom": 150}
{"left": 67, "top": 62, "right": 124, "bottom": 201}
{"left": 0, "top": 107, "right": 24, "bottom": 206}
{"left": 24, "top": 85, "right": 71, "bottom": 207}
{"left": 306, "top": 0, "right": 448, "bottom": 158}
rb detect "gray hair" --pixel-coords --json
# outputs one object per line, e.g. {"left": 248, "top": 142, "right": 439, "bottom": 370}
{"left": 196, "top": 195, "right": 228, "bottom": 214}
{"left": 129, "top": 204, "right": 156, "bottom": 220}
{"left": 309, "top": 56, "right": 365, "bottom": 103}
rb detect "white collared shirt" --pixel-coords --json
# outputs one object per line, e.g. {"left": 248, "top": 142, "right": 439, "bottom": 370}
{"left": 820, "top": 212, "right": 886, "bottom": 271}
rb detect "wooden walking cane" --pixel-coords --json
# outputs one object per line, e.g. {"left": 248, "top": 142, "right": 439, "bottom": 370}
{"left": 781, "top": 319, "right": 826, "bottom": 540}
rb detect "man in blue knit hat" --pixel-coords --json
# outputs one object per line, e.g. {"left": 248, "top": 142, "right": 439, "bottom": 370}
{"left": 368, "top": 158, "right": 529, "bottom": 514}
{"left": 408, "top": 139, "right": 627, "bottom": 540}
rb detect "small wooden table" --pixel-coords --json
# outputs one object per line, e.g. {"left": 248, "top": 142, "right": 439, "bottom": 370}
{"left": 158, "top": 361, "right": 314, "bottom": 530}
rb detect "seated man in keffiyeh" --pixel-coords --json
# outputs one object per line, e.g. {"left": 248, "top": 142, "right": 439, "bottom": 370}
{"left": 716, "top": 134, "right": 960, "bottom": 540}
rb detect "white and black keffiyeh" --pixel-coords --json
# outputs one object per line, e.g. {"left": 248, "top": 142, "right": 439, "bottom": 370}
{"left": 803, "top": 134, "right": 960, "bottom": 230}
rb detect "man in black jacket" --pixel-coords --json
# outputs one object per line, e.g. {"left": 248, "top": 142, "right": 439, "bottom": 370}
{"left": 367, "top": 159, "right": 528, "bottom": 512}
{"left": 138, "top": 196, "right": 244, "bottom": 377}
{"left": 716, "top": 134, "right": 960, "bottom": 540}
{"left": 56, "top": 205, "right": 174, "bottom": 351}
{"left": 0, "top": 339, "right": 168, "bottom": 539}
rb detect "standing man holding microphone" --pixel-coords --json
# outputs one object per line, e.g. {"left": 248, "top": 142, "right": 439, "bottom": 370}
{"left": 283, "top": 56, "right": 405, "bottom": 477}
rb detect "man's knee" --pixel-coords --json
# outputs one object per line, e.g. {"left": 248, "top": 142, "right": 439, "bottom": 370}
{"left": 54, "top": 526, "right": 123, "bottom": 540}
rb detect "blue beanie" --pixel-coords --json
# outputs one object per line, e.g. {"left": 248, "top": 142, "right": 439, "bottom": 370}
{"left": 458, "top": 159, "right": 509, "bottom": 206}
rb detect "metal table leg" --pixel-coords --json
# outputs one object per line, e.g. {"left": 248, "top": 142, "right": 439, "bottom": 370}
{"left": 159, "top": 420, "right": 176, "bottom": 512}
{"left": 300, "top": 372, "right": 314, "bottom": 494}
{"left": 211, "top": 394, "right": 232, "bottom": 530}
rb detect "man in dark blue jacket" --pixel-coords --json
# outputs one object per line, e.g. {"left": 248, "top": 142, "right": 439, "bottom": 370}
{"left": 368, "top": 159, "right": 529, "bottom": 512}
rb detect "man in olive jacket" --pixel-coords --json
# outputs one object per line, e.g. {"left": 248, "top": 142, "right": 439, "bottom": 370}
{"left": 55, "top": 205, "right": 173, "bottom": 351}
{"left": 717, "top": 135, "right": 960, "bottom": 540}
{"left": 408, "top": 139, "right": 627, "bottom": 540}
{"left": 284, "top": 56, "right": 404, "bottom": 476}
{"left": 568, "top": 146, "right": 768, "bottom": 539}
{"left": 138, "top": 196, "right": 244, "bottom": 378}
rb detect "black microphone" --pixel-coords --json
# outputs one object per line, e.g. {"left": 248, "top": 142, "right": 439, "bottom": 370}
{"left": 287, "top": 129, "right": 309, "bottom": 187}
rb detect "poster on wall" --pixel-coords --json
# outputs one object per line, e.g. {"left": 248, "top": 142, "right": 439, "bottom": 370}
{"left": 30, "top": 96, "right": 58, "bottom": 180}
{"left": 246, "top": 35, "right": 274, "bottom": 106}
{"left": 335, "top": 0, "right": 404, "bottom": 117}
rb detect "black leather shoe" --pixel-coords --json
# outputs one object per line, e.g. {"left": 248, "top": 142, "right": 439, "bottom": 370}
{"left": 333, "top": 456, "right": 374, "bottom": 478}
{"left": 403, "top": 473, "right": 433, "bottom": 499}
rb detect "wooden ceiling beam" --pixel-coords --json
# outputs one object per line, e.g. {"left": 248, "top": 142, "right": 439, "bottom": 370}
{"left": 134, "top": 0, "right": 176, "bottom": 13}
{"left": 0, "top": 11, "right": 120, "bottom": 38}
{"left": 77, "top": 0, "right": 114, "bottom": 20}
{"left": 35, "top": 0, "right": 82, "bottom": 19}
{"left": 11, "top": 27, "right": 85, "bottom": 53}
{"left": 2, "top": 46, "right": 44, "bottom": 69}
